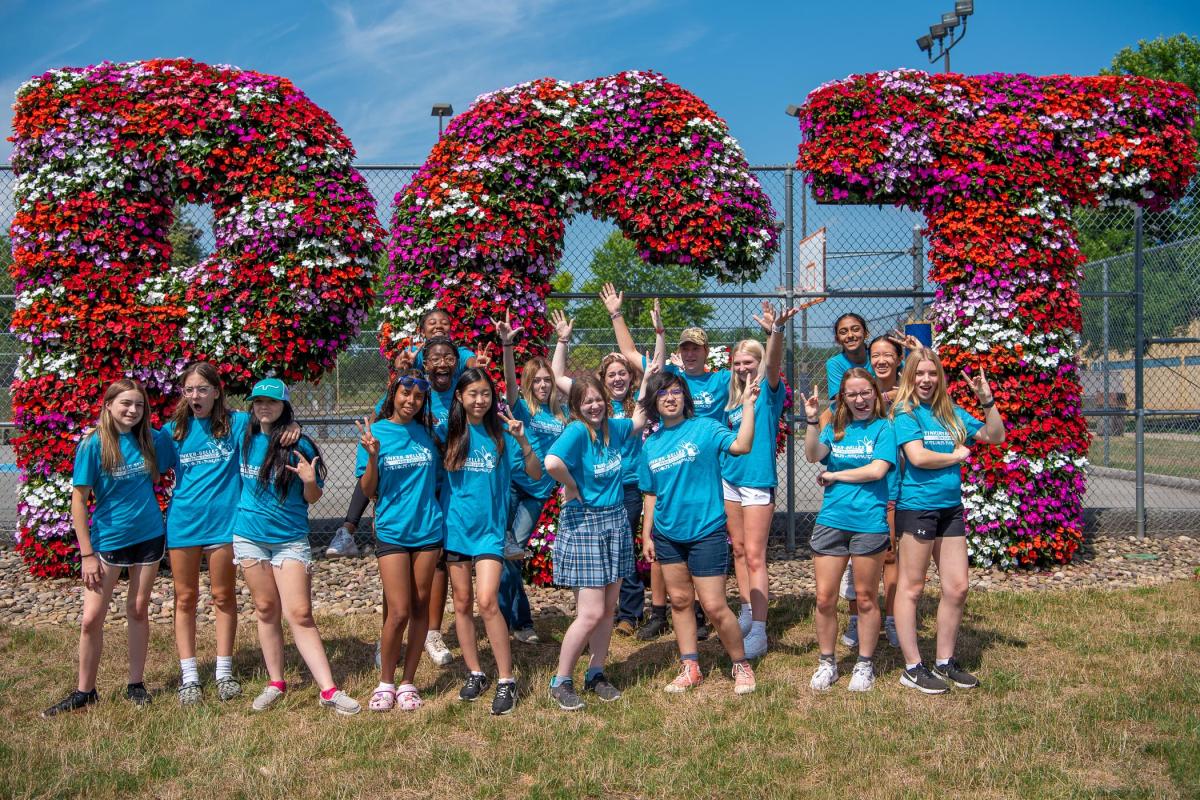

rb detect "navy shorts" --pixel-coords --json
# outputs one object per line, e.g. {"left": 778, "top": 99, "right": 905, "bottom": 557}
{"left": 98, "top": 535, "right": 165, "bottom": 568}
{"left": 653, "top": 527, "right": 729, "bottom": 578}
{"left": 895, "top": 505, "right": 966, "bottom": 541}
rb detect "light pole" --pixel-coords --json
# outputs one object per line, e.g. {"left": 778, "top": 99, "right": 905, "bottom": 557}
{"left": 430, "top": 103, "right": 454, "bottom": 137}
{"left": 916, "top": 0, "right": 974, "bottom": 73}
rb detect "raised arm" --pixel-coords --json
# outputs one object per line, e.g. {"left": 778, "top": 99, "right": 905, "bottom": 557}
{"left": 754, "top": 301, "right": 799, "bottom": 390}
{"left": 963, "top": 367, "right": 1005, "bottom": 445}
{"left": 601, "top": 282, "right": 642, "bottom": 366}
{"left": 728, "top": 381, "right": 760, "bottom": 455}
{"left": 630, "top": 355, "right": 661, "bottom": 434}
{"left": 650, "top": 298, "right": 666, "bottom": 370}
{"left": 355, "top": 417, "right": 380, "bottom": 497}
{"left": 491, "top": 311, "right": 523, "bottom": 407}
{"left": 800, "top": 385, "right": 830, "bottom": 462}
{"left": 503, "top": 414, "right": 542, "bottom": 480}
{"left": 549, "top": 309, "right": 575, "bottom": 395}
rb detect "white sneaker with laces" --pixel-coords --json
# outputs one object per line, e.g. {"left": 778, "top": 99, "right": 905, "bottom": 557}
{"left": 424, "top": 630, "right": 453, "bottom": 666}
{"left": 810, "top": 660, "right": 839, "bottom": 691}
{"left": 252, "top": 685, "right": 284, "bottom": 711}
{"left": 848, "top": 660, "right": 875, "bottom": 692}
{"left": 840, "top": 614, "right": 859, "bottom": 648}
{"left": 326, "top": 527, "right": 360, "bottom": 558}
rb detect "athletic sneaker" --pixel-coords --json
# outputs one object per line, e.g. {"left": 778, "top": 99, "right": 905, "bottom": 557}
{"left": 732, "top": 661, "right": 757, "bottom": 695}
{"left": 319, "top": 689, "right": 361, "bottom": 715}
{"left": 664, "top": 660, "right": 704, "bottom": 694}
{"left": 425, "top": 630, "right": 453, "bottom": 666}
{"left": 549, "top": 679, "right": 584, "bottom": 711}
{"left": 216, "top": 676, "right": 242, "bottom": 701}
{"left": 512, "top": 626, "right": 540, "bottom": 644}
{"left": 491, "top": 681, "right": 518, "bottom": 715}
{"left": 899, "top": 663, "right": 950, "bottom": 695}
{"left": 636, "top": 614, "right": 669, "bottom": 641}
{"left": 932, "top": 658, "right": 979, "bottom": 689}
{"left": 848, "top": 660, "right": 876, "bottom": 692}
{"left": 884, "top": 616, "right": 899, "bottom": 648}
{"left": 325, "top": 526, "right": 360, "bottom": 558}
{"left": 743, "top": 626, "right": 768, "bottom": 660}
{"left": 178, "top": 681, "right": 203, "bottom": 706}
{"left": 809, "top": 660, "right": 839, "bottom": 691}
{"left": 41, "top": 689, "right": 98, "bottom": 718}
{"left": 459, "top": 672, "right": 490, "bottom": 702}
{"left": 840, "top": 615, "right": 859, "bottom": 648}
{"left": 126, "top": 682, "right": 152, "bottom": 707}
{"left": 614, "top": 619, "right": 636, "bottom": 637}
{"left": 252, "top": 684, "right": 285, "bottom": 711}
{"left": 584, "top": 672, "right": 622, "bottom": 702}
{"left": 737, "top": 604, "right": 753, "bottom": 637}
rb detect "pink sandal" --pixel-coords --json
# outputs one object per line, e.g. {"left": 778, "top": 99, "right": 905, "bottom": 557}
{"left": 369, "top": 687, "right": 397, "bottom": 712}
{"left": 396, "top": 684, "right": 423, "bottom": 711}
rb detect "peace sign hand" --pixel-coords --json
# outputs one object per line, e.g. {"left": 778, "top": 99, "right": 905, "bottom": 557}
{"left": 888, "top": 330, "right": 924, "bottom": 352}
{"left": 474, "top": 342, "right": 495, "bottom": 370}
{"left": 742, "top": 378, "right": 761, "bottom": 408}
{"left": 498, "top": 411, "right": 527, "bottom": 442}
{"left": 355, "top": 416, "right": 379, "bottom": 458}
{"left": 799, "top": 384, "right": 820, "bottom": 419}
{"left": 650, "top": 298, "right": 663, "bottom": 331}
{"left": 285, "top": 450, "right": 321, "bottom": 483}
{"left": 962, "top": 366, "right": 994, "bottom": 405}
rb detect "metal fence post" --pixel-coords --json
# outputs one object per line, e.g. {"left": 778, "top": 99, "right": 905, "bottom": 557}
{"left": 784, "top": 167, "right": 796, "bottom": 555}
{"left": 1102, "top": 260, "right": 1111, "bottom": 466}
{"left": 911, "top": 225, "right": 924, "bottom": 320}
{"left": 1134, "top": 206, "right": 1146, "bottom": 540}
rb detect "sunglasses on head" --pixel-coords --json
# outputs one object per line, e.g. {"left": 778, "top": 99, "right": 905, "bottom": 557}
{"left": 394, "top": 375, "right": 430, "bottom": 393}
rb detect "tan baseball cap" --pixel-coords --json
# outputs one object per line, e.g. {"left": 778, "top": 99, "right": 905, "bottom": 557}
{"left": 679, "top": 327, "right": 709, "bottom": 348}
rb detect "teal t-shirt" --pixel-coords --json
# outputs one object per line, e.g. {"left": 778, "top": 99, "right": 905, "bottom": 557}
{"left": 160, "top": 411, "right": 251, "bottom": 548}
{"left": 441, "top": 424, "right": 523, "bottom": 557}
{"left": 665, "top": 365, "right": 730, "bottom": 420}
{"left": 72, "top": 430, "right": 171, "bottom": 551}
{"left": 355, "top": 420, "right": 445, "bottom": 548}
{"left": 893, "top": 403, "right": 983, "bottom": 510}
{"left": 512, "top": 397, "right": 566, "bottom": 499}
{"left": 607, "top": 399, "right": 644, "bottom": 486}
{"left": 547, "top": 418, "right": 632, "bottom": 508}
{"left": 720, "top": 378, "right": 785, "bottom": 489}
{"left": 826, "top": 351, "right": 874, "bottom": 405}
{"left": 814, "top": 417, "right": 898, "bottom": 534}
{"left": 233, "top": 435, "right": 323, "bottom": 544}
{"left": 637, "top": 416, "right": 737, "bottom": 542}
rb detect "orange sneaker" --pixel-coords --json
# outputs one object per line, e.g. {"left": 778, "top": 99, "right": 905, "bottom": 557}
{"left": 732, "top": 660, "right": 756, "bottom": 695}
{"left": 664, "top": 659, "right": 703, "bottom": 693}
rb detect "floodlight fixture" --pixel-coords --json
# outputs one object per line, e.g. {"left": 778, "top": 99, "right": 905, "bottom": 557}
{"left": 930, "top": 22, "right": 948, "bottom": 39}
{"left": 941, "top": 12, "right": 960, "bottom": 28}
{"left": 785, "top": 104, "right": 802, "bottom": 117}
{"left": 917, "top": 35, "right": 934, "bottom": 52}
{"left": 431, "top": 103, "right": 454, "bottom": 137}
{"left": 954, "top": 0, "right": 974, "bottom": 16}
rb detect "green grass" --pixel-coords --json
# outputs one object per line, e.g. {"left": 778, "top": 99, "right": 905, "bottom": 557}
{"left": 2, "top": 583, "right": 1198, "bottom": 799}
{"left": 1088, "top": 435, "right": 1200, "bottom": 480}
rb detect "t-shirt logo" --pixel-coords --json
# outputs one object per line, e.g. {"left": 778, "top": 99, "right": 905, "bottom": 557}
{"left": 694, "top": 391, "right": 715, "bottom": 409}
{"left": 180, "top": 439, "right": 234, "bottom": 468}
{"left": 592, "top": 451, "right": 621, "bottom": 478}
{"left": 381, "top": 444, "right": 434, "bottom": 471}
{"left": 648, "top": 441, "right": 700, "bottom": 473}
{"left": 463, "top": 446, "right": 496, "bottom": 473}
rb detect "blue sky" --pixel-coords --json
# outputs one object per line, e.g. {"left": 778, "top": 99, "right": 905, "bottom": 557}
{"left": 2, "top": 0, "right": 1196, "bottom": 166}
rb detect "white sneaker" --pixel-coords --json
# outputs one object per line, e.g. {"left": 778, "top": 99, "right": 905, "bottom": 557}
{"left": 848, "top": 660, "right": 875, "bottom": 692}
{"left": 736, "top": 604, "right": 753, "bottom": 638}
{"left": 252, "top": 685, "right": 284, "bottom": 711}
{"left": 884, "top": 616, "right": 899, "bottom": 648}
{"left": 810, "top": 660, "right": 839, "bottom": 691}
{"left": 743, "top": 624, "right": 768, "bottom": 660}
{"left": 326, "top": 527, "right": 360, "bottom": 558}
{"left": 319, "top": 689, "right": 361, "bottom": 716}
{"left": 424, "top": 630, "right": 453, "bottom": 666}
{"left": 840, "top": 615, "right": 859, "bottom": 648}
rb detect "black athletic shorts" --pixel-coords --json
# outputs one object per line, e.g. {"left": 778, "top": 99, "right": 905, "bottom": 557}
{"left": 895, "top": 505, "right": 965, "bottom": 541}
{"left": 375, "top": 541, "right": 442, "bottom": 558}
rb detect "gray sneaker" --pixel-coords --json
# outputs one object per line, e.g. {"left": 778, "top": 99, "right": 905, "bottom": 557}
{"left": 512, "top": 626, "right": 540, "bottom": 644}
{"left": 319, "top": 689, "right": 361, "bottom": 716}
{"left": 549, "top": 679, "right": 585, "bottom": 711}
{"left": 840, "top": 615, "right": 859, "bottom": 648}
{"left": 931, "top": 658, "right": 979, "bottom": 689}
{"left": 325, "top": 527, "right": 360, "bottom": 558}
{"left": 884, "top": 616, "right": 899, "bottom": 648}
{"left": 178, "top": 681, "right": 203, "bottom": 707}
{"left": 252, "top": 684, "right": 284, "bottom": 711}
{"left": 900, "top": 663, "right": 950, "bottom": 695}
{"left": 584, "top": 672, "right": 622, "bottom": 702}
{"left": 216, "top": 676, "right": 242, "bottom": 701}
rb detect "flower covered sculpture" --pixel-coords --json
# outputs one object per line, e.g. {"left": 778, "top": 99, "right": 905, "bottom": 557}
{"left": 379, "top": 70, "right": 780, "bottom": 363}
{"left": 796, "top": 70, "right": 1197, "bottom": 566}
{"left": 8, "top": 59, "right": 384, "bottom": 576}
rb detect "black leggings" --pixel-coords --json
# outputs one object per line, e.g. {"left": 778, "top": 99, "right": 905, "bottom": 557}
{"left": 343, "top": 484, "right": 372, "bottom": 527}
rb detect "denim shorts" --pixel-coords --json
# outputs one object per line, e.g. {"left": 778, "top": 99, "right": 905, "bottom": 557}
{"left": 653, "top": 527, "right": 730, "bottom": 578}
{"left": 233, "top": 536, "right": 313, "bottom": 569}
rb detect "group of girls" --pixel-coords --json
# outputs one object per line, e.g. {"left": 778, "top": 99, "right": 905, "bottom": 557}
{"left": 45, "top": 367, "right": 361, "bottom": 717}
{"left": 804, "top": 313, "right": 1005, "bottom": 694}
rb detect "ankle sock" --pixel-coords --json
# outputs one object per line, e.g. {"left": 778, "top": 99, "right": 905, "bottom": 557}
{"left": 320, "top": 686, "right": 340, "bottom": 701}
{"left": 549, "top": 675, "right": 568, "bottom": 688}
{"left": 215, "top": 655, "right": 233, "bottom": 681}
{"left": 585, "top": 666, "right": 603, "bottom": 683}
{"left": 375, "top": 682, "right": 396, "bottom": 693}
{"left": 470, "top": 670, "right": 486, "bottom": 678}
{"left": 905, "top": 662, "right": 920, "bottom": 672}
{"left": 936, "top": 658, "right": 951, "bottom": 668}
{"left": 180, "top": 657, "right": 199, "bottom": 686}
{"left": 498, "top": 677, "right": 516, "bottom": 685}
{"left": 857, "top": 655, "right": 874, "bottom": 664}
{"left": 127, "top": 681, "right": 145, "bottom": 691}
{"left": 681, "top": 652, "right": 699, "bottom": 662}
{"left": 819, "top": 653, "right": 836, "bottom": 665}
{"left": 269, "top": 680, "right": 287, "bottom": 692}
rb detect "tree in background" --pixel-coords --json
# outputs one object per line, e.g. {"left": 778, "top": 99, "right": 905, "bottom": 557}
{"left": 1079, "top": 34, "right": 1200, "bottom": 356}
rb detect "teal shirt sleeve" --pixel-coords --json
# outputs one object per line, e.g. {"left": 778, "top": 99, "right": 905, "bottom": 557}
{"left": 956, "top": 405, "right": 984, "bottom": 442}
{"left": 893, "top": 409, "right": 923, "bottom": 445}
{"left": 637, "top": 447, "right": 653, "bottom": 494}
{"left": 153, "top": 427, "right": 173, "bottom": 473}
{"left": 874, "top": 420, "right": 898, "bottom": 467}
{"left": 72, "top": 434, "right": 99, "bottom": 486}
{"left": 546, "top": 420, "right": 583, "bottom": 474}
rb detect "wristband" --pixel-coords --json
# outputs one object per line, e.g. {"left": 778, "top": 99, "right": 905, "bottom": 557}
{"left": 609, "top": 311, "right": 622, "bottom": 319}
{"left": 79, "top": 551, "right": 95, "bottom": 558}
{"left": 806, "top": 417, "right": 820, "bottom": 426}
{"left": 772, "top": 324, "right": 786, "bottom": 334}
{"left": 655, "top": 328, "right": 665, "bottom": 335}
{"left": 501, "top": 341, "right": 514, "bottom": 348}
{"left": 980, "top": 399, "right": 995, "bottom": 409}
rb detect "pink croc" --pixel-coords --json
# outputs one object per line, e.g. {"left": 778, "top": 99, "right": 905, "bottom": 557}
{"left": 369, "top": 687, "right": 396, "bottom": 712}
{"left": 396, "top": 684, "right": 423, "bottom": 711}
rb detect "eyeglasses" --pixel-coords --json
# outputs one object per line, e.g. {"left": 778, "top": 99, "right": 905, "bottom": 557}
{"left": 424, "top": 355, "right": 456, "bottom": 365}
{"left": 844, "top": 391, "right": 875, "bottom": 400}
{"left": 656, "top": 388, "right": 684, "bottom": 398}
{"left": 395, "top": 376, "right": 430, "bottom": 392}
{"left": 182, "top": 386, "right": 213, "bottom": 396}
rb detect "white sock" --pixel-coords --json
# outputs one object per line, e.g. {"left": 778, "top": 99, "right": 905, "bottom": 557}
{"left": 906, "top": 662, "right": 921, "bottom": 671}
{"left": 215, "top": 656, "right": 233, "bottom": 681}
{"left": 375, "top": 682, "right": 396, "bottom": 693}
{"left": 498, "top": 677, "right": 516, "bottom": 685}
{"left": 936, "top": 658, "right": 951, "bottom": 667}
{"left": 180, "top": 657, "right": 199, "bottom": 685}
{"left": 750, "top": 620, "right": 766, "bottom": 636}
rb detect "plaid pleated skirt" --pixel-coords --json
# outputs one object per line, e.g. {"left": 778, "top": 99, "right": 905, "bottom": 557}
{"left": 553, "top": 501, "right": 635, "bottom": 588}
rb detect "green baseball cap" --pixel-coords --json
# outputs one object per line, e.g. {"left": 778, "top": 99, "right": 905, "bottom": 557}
{"left": 248, "top": 377, "right": 290, "bottom": 402}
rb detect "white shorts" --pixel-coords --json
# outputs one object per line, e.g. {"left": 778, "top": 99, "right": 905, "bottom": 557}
{"left": 721, "top": 480, "right": 775, "bottom": 507}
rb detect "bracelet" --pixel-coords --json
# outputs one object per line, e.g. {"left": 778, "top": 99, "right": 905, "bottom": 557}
{"left": 557, "top": 338, "right": 569, "bottom": 344}
{"left": 501, "top": 341, "right": 514, "bottom": 348}
{"left": 980, "top": 399, "right": 995, "bottom": 409}
{"left": 772, "top": 324, "right": 786, "bottom": 334}
{"left": 609, "top": 311, "right": 622, "bottom": 319}
{"left": 655, "top": 328, "right": 665, "bottom": 335}
{"left": 806, "top": 417, "right": 820, "bottom": 426}
{"left": 79, "top": 551, "right": 95, "bottom": 558}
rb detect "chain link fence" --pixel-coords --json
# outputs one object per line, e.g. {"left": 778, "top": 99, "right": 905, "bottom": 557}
{"left": 1, "top": 165, "right": 1197, "bottom": 545}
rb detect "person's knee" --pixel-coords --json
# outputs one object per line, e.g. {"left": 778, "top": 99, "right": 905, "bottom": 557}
{"left": 127, "top": 594, "right": 150, "bottom": 623}
{"left": 253, "top": 596, "right": 280, "bottom": 623}
{"left": 575, "top": 603, "right": 606, "bottom": 628}
{"left": 174, "top": 582, "right": 199, "bottom": 614}
{"left": 697, "top": 595, "right": 730, "bottom": 621}
{"left": 210, "top": 586, "right": 238, "bottom": 615}
{"left": 815, "top": 588, "right": 839, "bottom": 615}
{"left": 287, "top": 605, "right": 316, "bottom": 628}
{"left": 854, "top": 594, "right": 878, "bottom": 616}
{"left": 383, "top": 607, "right": 409, "bottom": 633}
{"left": 744, "top": 549, "right": 767, "bottom": 573}
{"left": 941, "top": 579, "right": 968, "bottom": 607}
{"left": 81, "top": 606, "right": 106, "bottom": 635}
{"left": 667, "top": 592, "right": 693, "bottom": 613}
{"left": 476, "top": 593, "right": 499, "bottom": 618}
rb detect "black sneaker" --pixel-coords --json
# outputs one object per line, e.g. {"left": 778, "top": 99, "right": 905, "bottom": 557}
{"left": 584, "top": 672, "right": 622, "bottom": 702}
{"left": 899, "top": 663, "right": 950, "bottom": 695}
{"left": 932, "top": 658, "right": 979, "bottom": 689}
{"left": 126, "top": 682, "right": 152, "bottom": 707}
{"left": 636, "top": 614, "right": 669, "bottom": 641}
{"left": 695, "top": 608, "right": 709, "bottom": 641}
{"left": 458, "top": 672, "right": 490, "bottom": 702}
{"left": 491, "top": 681, "right": 518, "bottom": 715}
{"left": 549, "top": 679, "right": 584, "bottom": 711}
{"left": 42, "top": 689, "right": 98, "bottom": 718}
